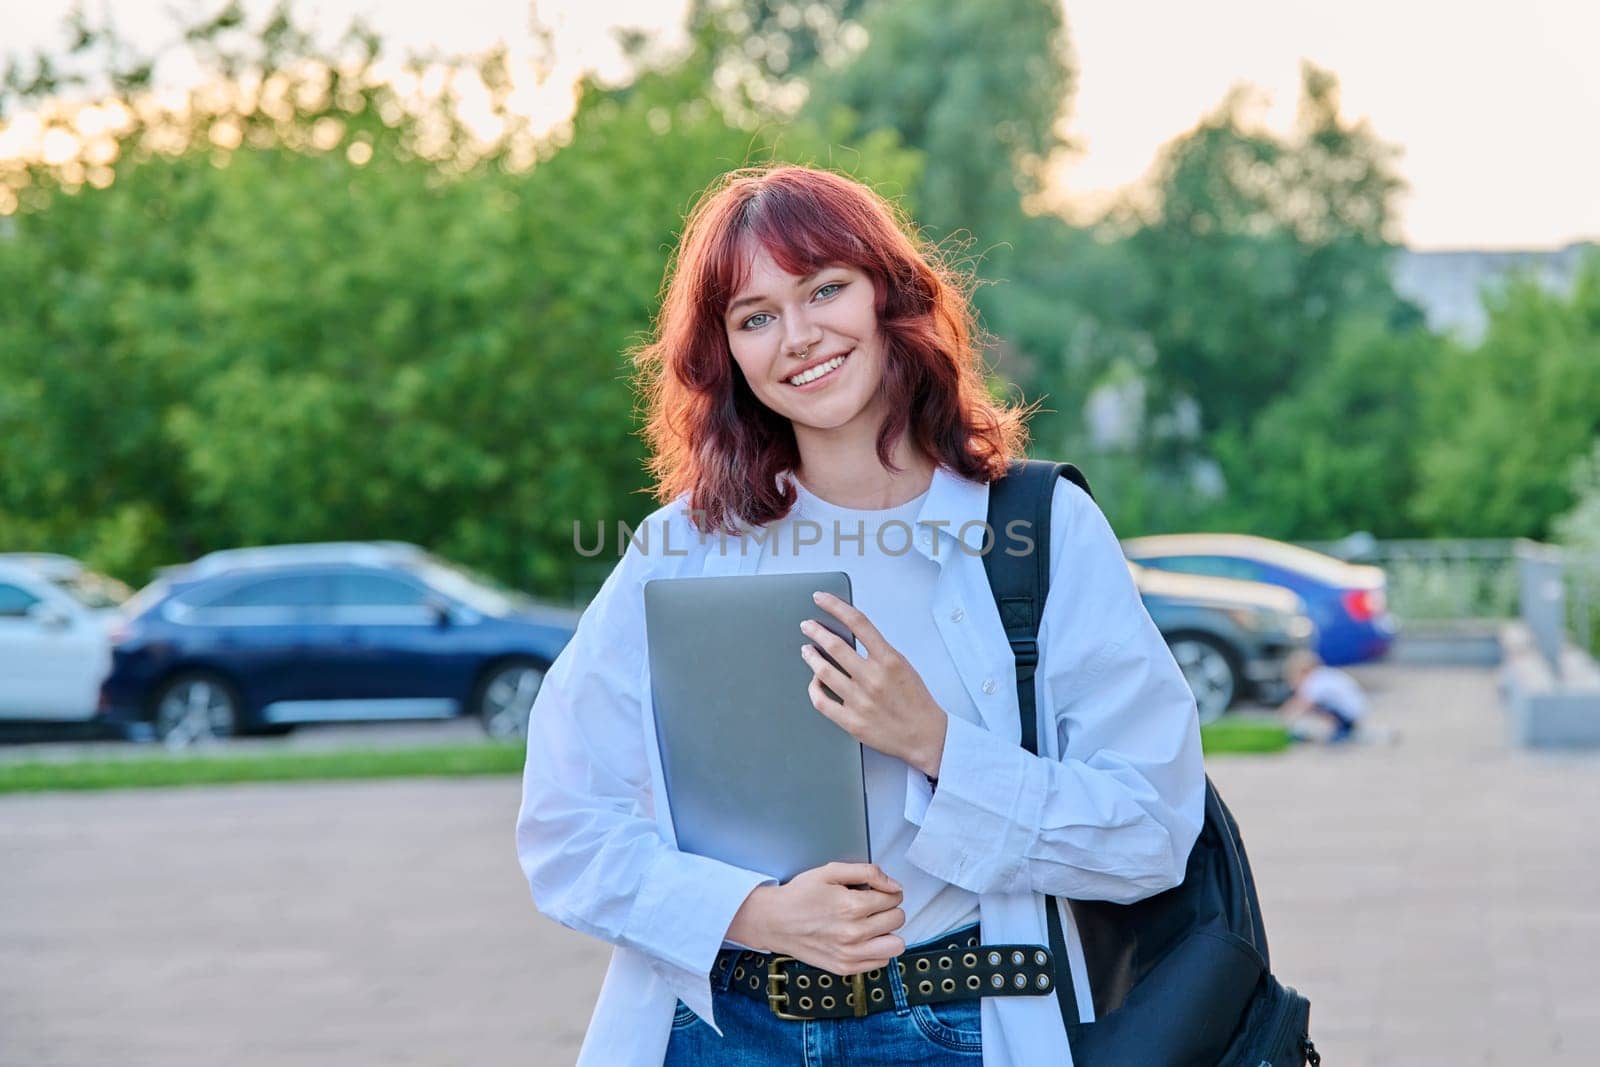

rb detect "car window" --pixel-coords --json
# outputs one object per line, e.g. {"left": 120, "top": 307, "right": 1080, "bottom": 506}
{"left": 51, "top": 572, "right": 132, "bottom": 610}
{"left": 0, "top": 582, "right": 42, "bottom": 617}
{"left": 1153, "top": 555, "right": 1262, "bottom": 582}
{"left": 197, "top": 574, "right": 333, "bottom": 609}
{"left": 413, "top": 558, "right": 533, "bottom": 616}
{"left": 332, "top": 571, "right": 429, "bottom": 608}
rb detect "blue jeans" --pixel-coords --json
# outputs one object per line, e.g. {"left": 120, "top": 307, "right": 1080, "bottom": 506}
{"left": 1311, "top": 701, "right": 1357, "bottom": 743}
{"left": 663, "top": 929, "right": 984, "bottom": 1065}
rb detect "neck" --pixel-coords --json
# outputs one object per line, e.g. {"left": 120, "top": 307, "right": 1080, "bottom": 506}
{"left": 792, "top": 423, "right": 936, "bottom": 510}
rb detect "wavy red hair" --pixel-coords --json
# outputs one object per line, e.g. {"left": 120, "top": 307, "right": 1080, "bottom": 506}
{"left": 634, "top": 163, "right": 1031, "bottom": 535}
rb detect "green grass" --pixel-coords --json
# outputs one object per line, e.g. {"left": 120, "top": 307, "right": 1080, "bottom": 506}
{"left": 0, "top": 743, "right": 526, "bottom": 794}
{"left": 0, "top": 717, "right": 1288, "bottom": 795}
{"left": 1200, "top": 716, "right": 1292, "bottom": 754}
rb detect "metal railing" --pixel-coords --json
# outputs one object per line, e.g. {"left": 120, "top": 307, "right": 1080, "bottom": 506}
{"left": 1305, "top": 538, "right": 1523, "bottom": 625}
{"left": 1307, "top": 536, "right": 1597, "bottom": 658}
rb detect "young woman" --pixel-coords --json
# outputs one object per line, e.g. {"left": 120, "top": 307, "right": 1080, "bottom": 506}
{"left": 516, "top": 164, "right": 1205, "bottom": 1066}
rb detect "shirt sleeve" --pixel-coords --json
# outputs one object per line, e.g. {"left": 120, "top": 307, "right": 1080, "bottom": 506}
{"left": 514, "top": 528, "right": 775, "bottom": 1026}
{"left": 904, "top": 479, "right": 1206, "bottom": 904}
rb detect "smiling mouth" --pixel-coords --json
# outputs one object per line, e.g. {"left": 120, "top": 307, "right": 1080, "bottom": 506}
{"left": 784, "top": 351, "right": 851, "bottom": 387}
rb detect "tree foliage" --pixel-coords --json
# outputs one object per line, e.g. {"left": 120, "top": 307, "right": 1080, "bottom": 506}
{"left": 801, "top": 0, "right": 1073, "bottom": 243}
{"left": 5, "top": 1, "right": 1594, "bottom": 604}
{"left": 1411, "top": 254, "right": 1600, "bottom": 538}
{"left": 1123, "top": 64, "right": 1413, "bottom": 440}
{"left": 1210, "top": 316, "right": 1448, "bottom": 538}
{"left": 0, "top": 4, "right": 916, "bottom": 597}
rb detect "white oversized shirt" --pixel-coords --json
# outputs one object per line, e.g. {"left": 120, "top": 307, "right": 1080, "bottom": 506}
{"left": 515, "top": 464, "right": 1206, "bottom": 1067}
{"left": 758, "top": 473, "right": 982, "bottom": 944}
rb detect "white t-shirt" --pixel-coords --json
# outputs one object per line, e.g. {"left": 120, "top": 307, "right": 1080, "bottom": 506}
{"left": 755, "top": 472, "right": 982, "bottom": 945}
{"left": 1299, "top": 666, "right": 1367, "bottom": 722}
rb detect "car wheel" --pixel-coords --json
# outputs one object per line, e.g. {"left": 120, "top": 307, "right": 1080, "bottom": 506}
{"left": 475, "top": 660, "right": 545, "bottom": 741}
{"left": 1167, "top": 635, "right": 1239, "bottom": 725}
{"left": 152, "top": 672, "right": 241, "bottom": 750}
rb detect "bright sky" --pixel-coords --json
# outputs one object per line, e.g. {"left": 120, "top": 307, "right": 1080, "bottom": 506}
{"left": 5, "top": 0, "right": 1597, "bottom": 249}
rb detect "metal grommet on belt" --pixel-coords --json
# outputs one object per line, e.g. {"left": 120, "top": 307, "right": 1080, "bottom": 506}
{"left": 712, "top": 929, "right": 1055, "bottom": 1022}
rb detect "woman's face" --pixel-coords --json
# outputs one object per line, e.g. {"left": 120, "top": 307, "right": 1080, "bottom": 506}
{"left": 723, "top": 246, "right": 887, "bottom": 438}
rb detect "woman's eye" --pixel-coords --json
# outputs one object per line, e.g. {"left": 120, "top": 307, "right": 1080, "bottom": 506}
{"left": 741, "top": 312, "right": 774, "bottom": 330}
{"left": 814, "top": 282, "right": 844, "bottom": 300}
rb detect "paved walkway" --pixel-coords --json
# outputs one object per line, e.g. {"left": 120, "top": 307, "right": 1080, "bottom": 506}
{"left": 1208, "top": 663, "right": 1600, "bottom": 1066}
{"left": 1, "top": 663, "right": 1596, "bottom": 1065}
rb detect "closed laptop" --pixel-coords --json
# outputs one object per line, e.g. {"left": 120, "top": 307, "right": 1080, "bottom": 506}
{"left": 643, "top": 571, "right": 870, "bottom": 882}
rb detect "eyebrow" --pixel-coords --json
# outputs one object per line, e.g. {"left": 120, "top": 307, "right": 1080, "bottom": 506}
{"left": 726, "top": 268, "right": 828, "bottom": 316}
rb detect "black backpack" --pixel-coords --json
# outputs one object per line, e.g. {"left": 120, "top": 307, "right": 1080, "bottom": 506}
{"left": 983, "top": 458, "right": 1319, "bottom": 1067}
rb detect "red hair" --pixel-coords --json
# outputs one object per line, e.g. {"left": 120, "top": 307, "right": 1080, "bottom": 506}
{"left": 634, "top": 164, "right": 1032, "bottom": 535}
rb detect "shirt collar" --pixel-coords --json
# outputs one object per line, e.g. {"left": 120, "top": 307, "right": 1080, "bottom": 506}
{"left": 914, "top": 463, "right": 991, "bottom": 559}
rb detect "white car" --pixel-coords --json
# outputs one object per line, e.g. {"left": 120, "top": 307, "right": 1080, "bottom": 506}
{"left": 0, "top": 558, "right": 117, "bottom": 720}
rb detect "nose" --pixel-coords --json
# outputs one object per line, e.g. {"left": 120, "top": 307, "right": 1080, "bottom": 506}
{"left": 782, "top": 310, "right": 823, "bottom": 359}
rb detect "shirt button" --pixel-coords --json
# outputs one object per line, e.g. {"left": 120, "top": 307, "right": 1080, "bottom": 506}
{"left": 981, "top": 678, "right": 997, "bottom": 695}
{"left": 949, "top": 607, "right": 965, "bottom": 622}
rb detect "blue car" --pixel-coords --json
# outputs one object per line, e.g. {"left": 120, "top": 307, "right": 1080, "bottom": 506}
{"left": 99, "top": 543, "right": 580, "bottom": 747}
{"left": 1121, "top": 534, "right": 1396, "bottom": 666}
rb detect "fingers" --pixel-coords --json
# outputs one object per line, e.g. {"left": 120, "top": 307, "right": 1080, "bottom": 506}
{"left": 803, "top": 652, "right": 853, "bottom": 707}
{"left": 846, "top": 888, "right": 904, "bottom": 918}
{"left": 800, "top": 619, "right": 862, "bottom": 668}
{"left": 821, "top": 862, "right": 901, "bottom": 894}
{"left": 813, "top": 591, "right": 887, "bottom": 658}
{"left": 838, "top": 933, "right": 906, "bottom": 973}
{"left": 857, "top": 906, "right": 906, "bottom": 938}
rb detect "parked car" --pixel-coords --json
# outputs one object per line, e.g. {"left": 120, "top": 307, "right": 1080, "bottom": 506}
{"left": 0, "top": 552, "right": 133, "bottom": 610}
{"left": 0, "top": 559, "right": 115, "bottom": 720}
{"left": 1122, "top": 534, "right": 1396, "bottom": 666}
{"left": 99, "top": 543, "right": 581, "bottom": 748}
{"left": 1131, "top": 561, "right": 1315, "bottom": 723}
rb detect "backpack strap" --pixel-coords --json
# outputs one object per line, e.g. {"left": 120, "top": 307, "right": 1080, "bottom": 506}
{"left": 982, "top": 457, "right": 1093, "bottom": 1033}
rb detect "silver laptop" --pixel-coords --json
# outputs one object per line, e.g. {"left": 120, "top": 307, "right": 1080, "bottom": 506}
{"left": 643, "top": 571, "right": 870, "bottom": 882}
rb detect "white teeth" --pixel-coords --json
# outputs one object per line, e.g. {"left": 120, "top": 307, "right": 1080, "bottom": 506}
{"left": 787, "top": 354, "right": 846, "bottom": 386}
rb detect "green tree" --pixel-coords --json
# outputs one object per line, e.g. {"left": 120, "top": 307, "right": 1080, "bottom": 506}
{"left": 688, "top": 0, "right": 871, "bottom": 93}
{"left": 1210, "top": 317, "right": 1449, "bottom": 538}
{"left": 1554, "top": 440, "right": 1600, "bottom": 555}
{"left": 801, "top": 0, "right": 1073, "bottom": 243}
{"left": 1124, "top": 64, "right": 1412, "bottom": 440}
{"left": 0, "top": 5, "right": 916, "bottom": 597}
{"left": 1412, "top": 253, "right": 1600, "bottom": 538}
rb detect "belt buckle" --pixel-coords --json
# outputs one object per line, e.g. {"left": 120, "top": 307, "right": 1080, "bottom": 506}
{"left": 766, "top": 956, "right": 809, "bottom": 1020}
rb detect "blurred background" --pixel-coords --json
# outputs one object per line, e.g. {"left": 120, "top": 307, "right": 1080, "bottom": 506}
{"left": 1, "top": 2, "right": 1597, "bottom": 1065}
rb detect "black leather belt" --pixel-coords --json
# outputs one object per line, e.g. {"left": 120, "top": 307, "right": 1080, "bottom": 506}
{"left": 714, "top": 927, "right": 1057, "bottom": 1021}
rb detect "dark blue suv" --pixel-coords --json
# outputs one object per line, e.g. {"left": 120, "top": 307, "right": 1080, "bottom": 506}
{"left": 99, "top": 543, "right": 580, "bottom": 748}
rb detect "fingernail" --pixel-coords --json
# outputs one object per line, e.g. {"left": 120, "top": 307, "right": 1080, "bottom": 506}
{"left": 812, "top": 591, "right": 826, "bottom": 603}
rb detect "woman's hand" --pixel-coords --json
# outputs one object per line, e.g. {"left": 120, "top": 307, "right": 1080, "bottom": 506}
{"left": 726, "top": 862, "right": 906, "bottom": 975}
{"left": 800, "top": 591, "right": 948, "bottom": 777}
